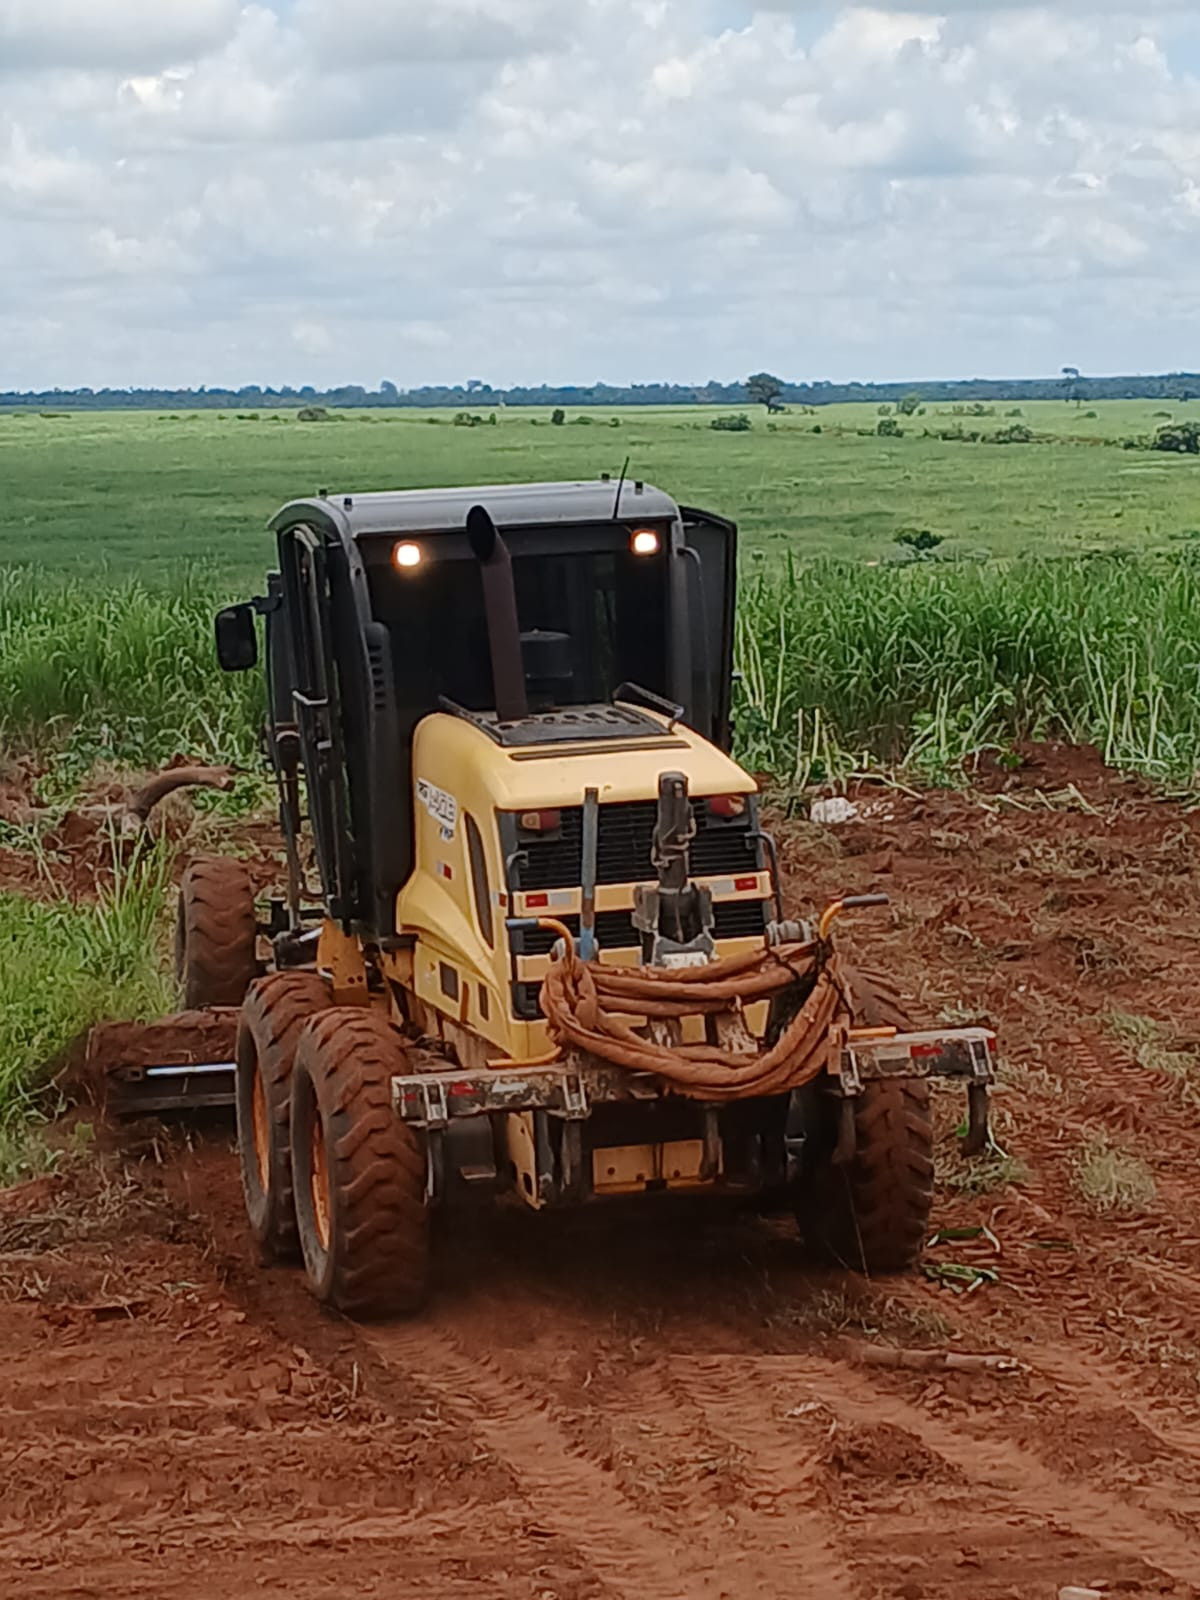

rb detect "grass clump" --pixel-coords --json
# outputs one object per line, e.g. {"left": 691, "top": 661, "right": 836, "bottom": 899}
{"left": 1073, "top": 1132, "right": 1157, "bottom": 1215}
{"left": 0, "top": 836, "right": 176, "bottom": 1126}
{"left": 777, "top": 1285, "right": 952, "bottom": 1346}
{"left": 1103, "top": 1010, "right": 1200, "bottom": 1102}
{"left": 0, "top": 1122, "right": 60, "bottom": 1187}
{"left": 942, "top": 1151, "right": 1028, "bottom": 1196}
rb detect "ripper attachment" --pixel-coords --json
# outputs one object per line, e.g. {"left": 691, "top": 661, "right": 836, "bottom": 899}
{"left": 632, "top": 771, "right": 716, "bottom": 967}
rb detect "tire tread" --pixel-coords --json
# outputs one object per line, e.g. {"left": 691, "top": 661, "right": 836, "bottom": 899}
{"left": 292, "top": 1009, "right": 429, "bottom": 1318}
{"left": 177, "top": 857, "right": 259, "bottom": 1008}
{"left": 801, "top": 966, "right": 935, "bottom": 1275}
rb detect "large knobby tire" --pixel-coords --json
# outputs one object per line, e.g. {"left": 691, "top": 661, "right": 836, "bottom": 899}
{"left": 799, "top": 968, "right": 934, "bottom": 1275}
{"left": 236, "top": 972, "right": 331, "bottom": 1261}
{"left": 290, "top": 1008, "right": 430, "bottom": 1319}
{"left": 175, "top": 856, "right": 259, "bottom": 1008}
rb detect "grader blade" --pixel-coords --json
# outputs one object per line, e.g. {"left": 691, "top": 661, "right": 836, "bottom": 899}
{"left": 85, "top": 1009, "right": 239, "bottom": 1116}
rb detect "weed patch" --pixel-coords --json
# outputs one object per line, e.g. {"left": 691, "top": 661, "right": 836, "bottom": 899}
{"left": 1103, "top": 1012, "right": 1200, "bottom": 1104}
{"left": 773, "top": 1286, "right": 952, "bottom": 1346}
{"left": 0, "top": 836, "right": 175, "bottom": 1122}
{"left": 941, "top": 1151, "right": 1028, "bottom": 1197}
{"left": 1073, "top": 1133, "right": 1157, "bottom": 1214}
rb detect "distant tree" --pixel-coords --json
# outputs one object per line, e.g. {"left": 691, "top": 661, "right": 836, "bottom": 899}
{"left": 895, "top": 528, "right": 944, "bottom": 555}
{"left": 1062, "top": 366, "right": 1083, "bottom": 408}
{"left": 897, "top": 392, "right": 921, "bottom": 416}
{"left": 1152, "top": 420, "right": 1200, "bottom": 454}
{"left": 746, "top": 372, "right": 784, "bottom": 410}
{"left": 550, "top": 408, "right": 566, "bottom": 425}
{"left": 877, "top": 417, "right": 903, "bottom": 438}
{"left": 380, "top": 380, "right": 398, "bottom": 400}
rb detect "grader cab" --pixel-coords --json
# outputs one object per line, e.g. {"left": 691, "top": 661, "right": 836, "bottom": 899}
{"left": 127, "top": 480, "right": 996, "bottom": 1316}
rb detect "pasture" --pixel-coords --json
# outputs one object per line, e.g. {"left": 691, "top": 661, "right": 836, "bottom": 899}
{"left": 3, "top": 398, "right": 1200, "bottom": 579}
{"left": 2, "top": 397, "right": 1200, "bottom": 786}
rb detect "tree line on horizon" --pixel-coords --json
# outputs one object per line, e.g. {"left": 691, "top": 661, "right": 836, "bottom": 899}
{"left": 4, "top": 372, "right": 1200, "bottom": 412}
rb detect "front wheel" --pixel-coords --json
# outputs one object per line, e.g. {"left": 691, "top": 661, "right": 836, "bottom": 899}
{"left": 796, "top": 969, "right": 934, "bottom": 1275}
{"left": 290, "top": 1009, "right": 430, "bottom": 1318}
{"left": 236, "top": 972, "right": 330, "bottom": 1261}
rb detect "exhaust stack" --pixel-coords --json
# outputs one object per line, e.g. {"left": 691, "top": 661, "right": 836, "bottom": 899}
{"left": 466, "top": 505, "right": 529, "bottom": 723}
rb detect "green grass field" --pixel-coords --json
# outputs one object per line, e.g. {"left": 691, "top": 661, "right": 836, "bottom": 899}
{"left": 3, "top": 398, "right": 1200, "bottom": 579}
{"left": 2, "top": 396, "right": 1200, "bottom": 784}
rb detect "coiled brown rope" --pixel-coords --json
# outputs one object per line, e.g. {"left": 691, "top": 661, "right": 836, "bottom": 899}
{"left": 538, "top": 923, "right": 847, "bottom": 1102}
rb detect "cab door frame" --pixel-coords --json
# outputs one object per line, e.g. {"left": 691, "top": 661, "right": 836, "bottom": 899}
{"left": 679, "top": 506, "right": 738, "bottom": 752}
{"left": 278, "top": 524, "right": 356, "bottom": 922}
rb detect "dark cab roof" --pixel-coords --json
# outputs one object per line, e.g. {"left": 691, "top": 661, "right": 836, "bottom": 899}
{"left": 269, "top": 479, "right": 681, "bottom": 541}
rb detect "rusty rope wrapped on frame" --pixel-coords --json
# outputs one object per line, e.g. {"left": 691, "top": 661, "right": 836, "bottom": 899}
{"left": 538, "top": 922, "right": 848, "bottom": 1102}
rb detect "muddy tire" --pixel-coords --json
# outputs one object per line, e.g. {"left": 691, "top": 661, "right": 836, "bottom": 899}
{"left": 798, "top": 968, "right": 934, "bottom": 1275}
{"left": 175, "top": 856, "right": 259, "bottom": 1008}
{"left": 290, "top": 1008, "right": 430, "bottom": 1319}
{"left": 236, "top": 972, "right": 331, "bottom": 1261}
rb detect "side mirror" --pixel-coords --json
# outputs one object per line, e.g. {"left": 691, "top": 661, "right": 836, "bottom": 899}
{"left": 215, "top": 604, "right": 258, "bottom": 672}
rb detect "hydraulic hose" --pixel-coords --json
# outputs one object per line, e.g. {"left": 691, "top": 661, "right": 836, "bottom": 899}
{"left": 538, "top": 923, "right": 846, "bottom": 1102}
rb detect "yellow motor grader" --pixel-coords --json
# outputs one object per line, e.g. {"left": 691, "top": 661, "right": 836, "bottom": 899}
{"left": 111, "top": 480, "right": 996, "bottom": 1316}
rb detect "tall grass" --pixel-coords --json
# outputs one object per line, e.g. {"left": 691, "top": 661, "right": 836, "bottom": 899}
{"left": 2, "top": 552, "right": 1198, "bottom": 1120}
{"left": 0, "top": 834, "right": 176, "bottom": 1122}
{"left": 735, "top": 552, "right": 1200, "bottom": 782}
{"left": 4, "top": 553, "right": 1200, "bottom": 785}
{"left": 0, "top": 566, "right": 262, "bottom": 769}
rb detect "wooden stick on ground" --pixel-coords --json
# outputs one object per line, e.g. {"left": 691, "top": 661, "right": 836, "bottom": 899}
{"left": 846, "top": 1342, "right": 1024, "bottom": 1375}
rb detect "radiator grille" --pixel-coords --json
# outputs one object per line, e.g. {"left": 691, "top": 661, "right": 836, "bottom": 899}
{"left": 512, "top": 799, "right": 757, "bottom": 892}
{"left": 519, "top": 898, "right": 768, "bottom": 957}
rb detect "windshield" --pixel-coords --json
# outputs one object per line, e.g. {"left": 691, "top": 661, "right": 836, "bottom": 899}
{"left": 368, "top": 542, "right": 668, "bottom": 719}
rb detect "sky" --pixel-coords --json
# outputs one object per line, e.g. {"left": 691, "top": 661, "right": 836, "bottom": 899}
{"left": 2, "top": 1, "right": 1199, "bottom": 390}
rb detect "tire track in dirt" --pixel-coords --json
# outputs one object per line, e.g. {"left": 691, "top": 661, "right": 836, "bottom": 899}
{"left": 590, "top": 1353, "right": 862, "bottom": 1597}
{"left": 674, "top": 1352, "right": 1200, "bottom": 1592}
{"left": 1063, "top": 1032, "right": 1200, "bottom": 1150}
{"left": 1020, "top": 1339, "right": 1200, "bottom": 1466}
{"left": 848, "top": 1264, "right": 1200, "bottom": 1466}
{"left": 365, "top": 1327, "right": 861, "bottom": 1600}
{"left": 653, "top": 1354, "right": 868, "bottom": 1598}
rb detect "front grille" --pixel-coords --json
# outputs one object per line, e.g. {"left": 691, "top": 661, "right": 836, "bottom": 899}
{"left": 519, "top": 898, "right": 769, "bottom": 956}
{"left": 513, "top": 799, "right": 758, "bottom": 892}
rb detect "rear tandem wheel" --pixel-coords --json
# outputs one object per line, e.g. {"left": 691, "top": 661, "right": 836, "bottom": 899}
{"left": 290, "top": 1008, "right": 431, "bottom": 1318}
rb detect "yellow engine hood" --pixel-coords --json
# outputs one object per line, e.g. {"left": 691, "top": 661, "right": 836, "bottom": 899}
{"left": 411, "top": 709, "right": 755, "bottom": 811}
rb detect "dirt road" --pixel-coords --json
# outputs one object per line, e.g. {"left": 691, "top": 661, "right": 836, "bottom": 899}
{"left": 3, "top": 744, "right": 1200, "bottom": 1598}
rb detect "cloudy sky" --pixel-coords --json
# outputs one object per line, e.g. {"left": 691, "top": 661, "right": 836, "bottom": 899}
{"left": 2, "top": 1, "right": 1198, "bottom": 390}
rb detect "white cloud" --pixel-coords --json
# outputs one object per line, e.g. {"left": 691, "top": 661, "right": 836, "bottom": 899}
{"left": 0, "top": 0, "right": 238, "bottom": 71}
{"left": 3, "top": 0, "right": 1200, "bottom": 388}
{"left": 291, "top": 318, "right": 333, "bottom": 356}
{"left": 293, "top": 0, "right": 567, "bottom": 65}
